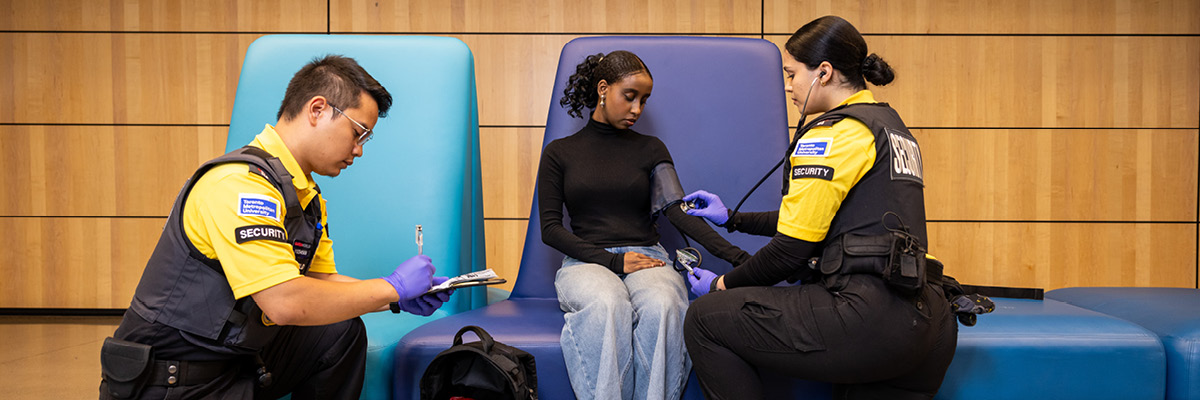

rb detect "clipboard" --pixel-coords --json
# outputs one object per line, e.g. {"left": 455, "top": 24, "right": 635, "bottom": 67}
{"left": 425, "top": 278, "right": 507, "bottom": 294}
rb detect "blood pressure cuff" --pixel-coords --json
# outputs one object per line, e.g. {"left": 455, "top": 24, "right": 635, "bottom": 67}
{"left": 650, "top": 162, "right": 686, "bottom": 215}
{"left": 101, "top": 337, "right": 153, "bottom": 399}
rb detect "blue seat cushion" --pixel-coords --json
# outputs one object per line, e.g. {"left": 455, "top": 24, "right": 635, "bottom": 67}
{"left": 394, "top": 299, "right": 572, "bottom": 399}
{"left": 359, "top": 311, "right": 449, "bottom": 400}
{"left": 396, "top": 298, "right": 1165, "bottom": 399}
{"left": 1048, "top": 287, "right": 1200, "bottom": 400}
{"left": 938, "top": 298, "right": 1166, "bottom": 399}
{"left": 394, "top": 298, "right": 830, "bottom": 399}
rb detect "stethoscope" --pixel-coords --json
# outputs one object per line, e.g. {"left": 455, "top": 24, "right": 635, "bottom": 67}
{"left": 728, "top": 71, "right": 826, "bottom": 216}
{"left": 673, "top": 71, "right": 825, "bottom": 274}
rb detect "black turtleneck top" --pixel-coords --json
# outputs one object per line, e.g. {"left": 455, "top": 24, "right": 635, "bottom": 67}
{"left": 538, "top": 118, "right": 750, "bottom": 274}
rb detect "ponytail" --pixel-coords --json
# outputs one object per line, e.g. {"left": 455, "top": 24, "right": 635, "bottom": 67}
{"left": 559, "top": 50, "right": 652, "bottom": 119}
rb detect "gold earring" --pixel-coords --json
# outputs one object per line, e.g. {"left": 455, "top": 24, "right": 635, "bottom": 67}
{"left": 600, "top": 94, "right": 606, "bottom": 107}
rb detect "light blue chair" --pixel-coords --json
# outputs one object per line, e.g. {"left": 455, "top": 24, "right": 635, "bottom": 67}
{"left": 226, "top": 35, "right": 485, "bottom": 400}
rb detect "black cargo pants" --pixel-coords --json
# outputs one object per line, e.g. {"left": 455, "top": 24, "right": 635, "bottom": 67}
{"left": 683, "top": 274, "right": 957, "bottom": 400}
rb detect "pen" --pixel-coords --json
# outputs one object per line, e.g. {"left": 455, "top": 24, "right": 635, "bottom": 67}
{"left": 416, "top": 225, "right": 423, "bottom": 255}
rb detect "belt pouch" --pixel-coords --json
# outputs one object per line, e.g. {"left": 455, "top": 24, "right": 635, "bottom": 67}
{"left": 883, "top": 233, "right": 925, "bottom": 294}
{"left": 101, "top": 337, "right": 154, "bottom": 399}
{"left": 839, "top": 233, "right": 892, "bottom": 274}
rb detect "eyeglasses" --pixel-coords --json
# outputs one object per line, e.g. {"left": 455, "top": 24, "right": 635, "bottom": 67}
{"left": 329, "top": 104, "right": 374, "bottom": 146}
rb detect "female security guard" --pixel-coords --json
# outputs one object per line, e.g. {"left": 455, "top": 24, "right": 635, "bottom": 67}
{"left": 680, "top": 16, "right": 957, "bottom": 399}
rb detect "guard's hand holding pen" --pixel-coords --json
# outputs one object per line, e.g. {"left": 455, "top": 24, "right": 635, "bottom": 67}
{"left": 682, "top": 190, "right": 729, "bottom": 225}
{"left": 383, "top": 255, "right": 435, "bottom": 301}
{"left": 395, "top": 276, "right": 453, "bottom": 316}
{"left": 687, "top": 267, "right": 719, "bottom": 297}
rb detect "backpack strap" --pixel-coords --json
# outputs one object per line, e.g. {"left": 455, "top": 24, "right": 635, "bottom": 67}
{"left": 454, "top": 325, "right": 496, "bottom": 354}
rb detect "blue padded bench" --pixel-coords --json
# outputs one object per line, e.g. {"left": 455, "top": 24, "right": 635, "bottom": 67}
{"left": 227, "top": 35, "right": 485, "bottom": 400}
{"left": 1048, "top": 287, "right": 1200, "bottom": 400}
{"left": 936, "top": 297, "right": 1165, "bottom": 399}
{"left": 394, "top": 36, "right": 792, "bottom": 399}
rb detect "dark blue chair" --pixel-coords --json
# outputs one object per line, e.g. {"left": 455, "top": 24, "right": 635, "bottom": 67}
{"left": 393, "top": 36, "right": 792, "bottom": 399}
{"left": 226, "top": 35, "right": 485, "bottom": 400}
{"left": 1047, "top": 287, "right": 1199, "bottom": 400}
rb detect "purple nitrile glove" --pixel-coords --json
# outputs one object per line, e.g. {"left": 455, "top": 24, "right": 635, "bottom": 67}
{"left": 429, "top": 276, "right": 454, "bottom": 301}
{"left": 396, "top": 277, "right": 453, "bottom": 316}
{"left": 683, "top": 190, "right": 729, "bottom": 225}
{"left": 687, "top": 267, "right": 719, "bottom": 297}
{"left": 383, "top": 255, "right": 435, "bottom": 301}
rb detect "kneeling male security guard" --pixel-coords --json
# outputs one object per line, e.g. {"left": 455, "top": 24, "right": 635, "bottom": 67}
{"left": 99, "top": 55, "right": 453, "bottom": 400}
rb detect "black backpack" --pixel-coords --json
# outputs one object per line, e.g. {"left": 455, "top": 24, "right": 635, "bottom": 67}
{"left": 420, "top": 325, "right": 538, "bottom": 400}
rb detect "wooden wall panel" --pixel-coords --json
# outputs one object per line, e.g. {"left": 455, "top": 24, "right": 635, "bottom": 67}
{"left": 4, "top": 1, "right": 1198, "bottom": 310}
{"left": 918, "top": 129, "right": 1198, "bottom": 221}
{"left": 1, "top": 218, "right": 163, "bottom": 308}
{"left": 480, "top": 127, "right": 542, "bottom": 219}
{"left": 764, "top": 0, "right": 1200, "bottom": 35}
{"left": 1, "top": 0, "right": 328, "bottom": 32}
{"left": 930, "top": 222, "right": 1196, "bottom": 290}
{"left": 0, "top": 33, "right": 259, "bottom": 124}
{"left": 332, "top": 0, "right": 761, "bottom": 33}
{"left": 484, "top": 219, "right": 528, "bottom": 293}
{"left": 766, "top": 36, "right": 1200, "bottom": 129}
{"left": 0, "top": 126, "right": 227, "bottom": 217}
{"left": 457, "top": 35, "right": 573, "bottom": 126}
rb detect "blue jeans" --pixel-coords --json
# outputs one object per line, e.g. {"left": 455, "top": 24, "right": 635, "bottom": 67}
{"left": 556, "top": 244, "right": 691, "bottom": 400}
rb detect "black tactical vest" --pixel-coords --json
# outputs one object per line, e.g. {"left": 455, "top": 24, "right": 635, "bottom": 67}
{"left": 121, "top": 146, "right": 324, "bottom": 356}
{"left": 787, "top": 102, "right": 927, "bottom": 248}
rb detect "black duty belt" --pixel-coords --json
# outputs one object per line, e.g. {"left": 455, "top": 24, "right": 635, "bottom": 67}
{"left": 146, "top": 359, "right": 236, "bottom": 387}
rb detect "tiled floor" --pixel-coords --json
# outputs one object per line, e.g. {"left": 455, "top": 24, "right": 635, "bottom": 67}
{"left": 0, "top": 316, "right": 121, "bottom": 399}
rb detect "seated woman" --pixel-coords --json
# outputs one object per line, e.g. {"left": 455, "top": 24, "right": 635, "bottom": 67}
{"left": 538, "top": 50, "right": 750, "bottom": 400}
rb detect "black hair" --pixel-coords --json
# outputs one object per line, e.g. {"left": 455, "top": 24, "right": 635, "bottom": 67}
{"left": 559, "top": 50, "right": 652, "bottom": 119}
{"left": 784, "top": 15, "right": 894, "bottom": 89}
{"left": 276, "top": 54, "right": 393, "bottom": 121}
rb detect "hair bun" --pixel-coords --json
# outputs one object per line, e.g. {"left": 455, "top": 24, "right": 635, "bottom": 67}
{"left": 861, "top": 53, "right": 895, "bottom": 86}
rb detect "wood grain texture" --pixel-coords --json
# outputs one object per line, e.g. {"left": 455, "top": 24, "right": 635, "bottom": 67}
{"left": 484, "top": 219, "right": 528, "bottom": 293}
{"left": 457, "top": 34, "right": 574, "bottom": 126}
{"left": 480, "top": 127, "right": 542, "bottom": 219}
{"left": 918, "top": 129, "right": 1198, "bottom": 221}
{"left": 0, "top": 126, "right": 229, "bottom": 217}
{"left": 1, "top": 0, "right": 327, "bottom": 32}
{"left": 930, "top": 222, "right": 1196, "bottom": 290}
{"left": 1, "top": 218, "right": 163, "bottom": 308}
{"left": 331, "top": 0, "right": 761, "bottom": 33}
{"left": 764, "top": 0, "right": 1200, "bottom": 34}
{"left": 6, "top": 0, "right": 1199, "bottom": 310}
{"left": 0, "top": 33, "right": 259, "bottom": 124}
{"left": 766, "top": 35, "right": 1200, "bottom": 129}
{"left": 0, "top": 316, "right": 122, "bottom": 399}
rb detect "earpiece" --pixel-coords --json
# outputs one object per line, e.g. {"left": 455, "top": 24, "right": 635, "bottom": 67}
{"left": 819, "top": 70, "right": 827, "bottom": 78}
